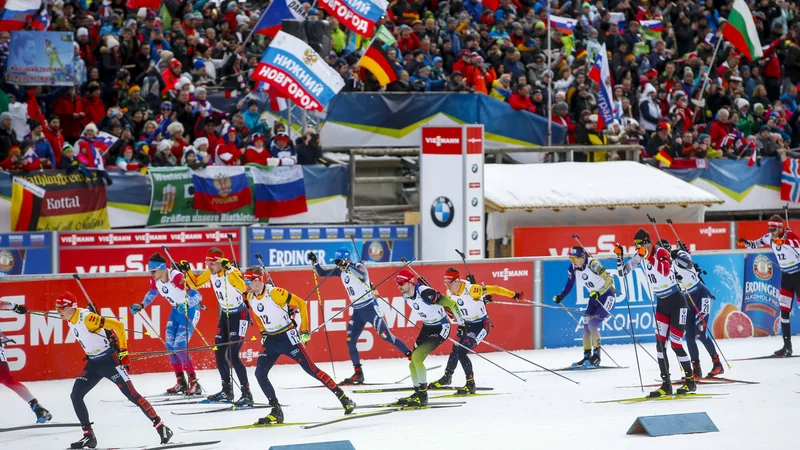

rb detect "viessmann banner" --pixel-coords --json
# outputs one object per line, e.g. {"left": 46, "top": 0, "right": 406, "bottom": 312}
{"left": 0, "top": 260, "right": 534, "bottom": 381}
{"left": 57, "top": 229, "right": 242, "bottom": 273}
{"left": 514, "top": 222, "right": 732, "bottom": 257}
{"left": 248, "top": 225, "right": 415, "bottom": 267}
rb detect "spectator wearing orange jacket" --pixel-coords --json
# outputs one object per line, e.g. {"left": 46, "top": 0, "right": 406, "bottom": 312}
{"left": 470, "top": 56, "right": 496, "bottom": 94}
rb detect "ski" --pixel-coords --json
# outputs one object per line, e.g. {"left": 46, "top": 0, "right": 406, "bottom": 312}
{"left": 145, "top": 399, "right": 230, "bottom": 407}
{"left": 285, "top": 365, "right": 444, "bottom": 389}
{"left": 429, "top": 392, "right": 504, "bottom": 400}
{"left": 169, "top": 404, "right": 273, "bottom": 416}
{"left": 1, "top": 423, "right": 81, "bottom": 433}
{"left": 300, "top": 410, "right": 396, "bottom": 430}
{"left": 514, "top": 365, "right": 627, "bottom": 374}
{"left": 671, "top": 377, "right": 759, "bottom": 385}
{"left": 729, "top": 354, "right": 800, "bottom": 361}
{"left": 102, "top": 393, "right": 204, "bottom": 404}
{"left": 318, "top": 401, "right": 465, "bottom": 411}
{"left": 352, "top": 386, "right": 493, "bottom": 394}
{"left": 91, "top": 440, "right": 221, "bottom": 450}
{"left": 582, "top": 393, "right": 727, "bottom": 404}
{"left": 180, "top": 423, "right": 310, "bottom": 432}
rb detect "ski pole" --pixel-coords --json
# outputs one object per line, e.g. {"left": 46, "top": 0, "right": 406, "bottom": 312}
{"left": 28, "top": 310, "right": 153, "bottom": 336}
{"left": 72, "top": 274, "right": 103, "bottom": 315}
{"left": 349, "top": 236, "right": 360, "bottom": 262}
{"left": 615, "top": 250, "right": 645, "bottom": 392}
{"left": 310, "top": 260, "right": 415, "bottom": 334}
{"left": 571, "top": 234, "right": 655, "bottom": 363}
{"left": 454, "top": 249, "right": 474, "bottom": 280}
{"left": 665, "top": 218, "right": 707, "bottom": 280}
{"left": 226, "top": 233, "right": 239, "bottom": 268}
{"left": 253, "top": 253, "right": 276, "bottom": 285}
{"left": 310, "top": 264, "right": 337, "bottom": 379}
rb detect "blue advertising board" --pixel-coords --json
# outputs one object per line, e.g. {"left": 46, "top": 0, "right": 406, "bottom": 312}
{"left": 0, "top": 232, "right": 52, "bottom": 276}
{"left": 542, "top": 253, "right": 745, "bottom": 349}
{"left": 248, "top": 225, "right": 415, "bottom": 267}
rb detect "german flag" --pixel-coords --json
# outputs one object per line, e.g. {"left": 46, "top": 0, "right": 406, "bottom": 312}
{"left": 360, "top": 40, "right": 398, "bottom": 86}
{"left": 654, "top": 148, "right": 674, "bottom": 168}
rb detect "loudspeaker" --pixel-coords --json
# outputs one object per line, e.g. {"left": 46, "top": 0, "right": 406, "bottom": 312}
{"left": 281, "top": 19, "right": 332, "bottom": 56}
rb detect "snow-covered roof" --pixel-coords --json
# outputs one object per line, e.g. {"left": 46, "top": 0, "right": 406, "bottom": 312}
{"left": 484, "top": 161, "right": 723, "bottom": 211}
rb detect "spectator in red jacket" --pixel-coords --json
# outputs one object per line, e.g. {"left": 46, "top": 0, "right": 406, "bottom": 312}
{"left": 43, "top": 116, "right": 65, "bottom": 167}
{"left": 214, "top": 125, "right": 242, "bottom": 165}
{"left": 83, "top": 83, "right": 107, "bottom": 127}
{"left": 709, "top": 108, "right": 732, "bottom": 150}
{"left": 244, "top": 133, "right": 269, "bottom": 165}
{"left": 51, "top": 88, "right": 85, "bottom": 143}
{"left": 452, "top": 50, "right": 475, "bottom": 84}
{"left": 161, "top": 59, "right": 183, "bottom": 95}
{"left": 509, "top": 85, "right": 536, "bottom": 113}
{"left": 396, "top": 25, "right": 421, "bottom": 54}
{"left": 552, "top": 102, "right": 576, "bottom": 144}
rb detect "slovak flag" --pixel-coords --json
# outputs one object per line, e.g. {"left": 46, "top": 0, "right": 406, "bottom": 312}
{"left": 549, "top": 15, "right": 577, "bottom": 35}
{"left": 641, "top": 19, "right": 664, "bottom": 33}
{"left": 252, "top": 0, "right": 307, "bottom": 38}
{"left": 781, "top": 157, "right": 800, "bottom": 203}
{"left": 192, "top": 166, "right": 253, "bottom": 213}
{"left": 588, "top": 43, "right": 615, "bottom": 130}
{"left": 0, "top": 0, "right": 42, "bottom": 31}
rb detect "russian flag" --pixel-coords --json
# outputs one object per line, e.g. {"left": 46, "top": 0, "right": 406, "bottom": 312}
{"left": 251, "top": 165, "right": 308, "bottom": 218}
{"left": 549, "top": 15, "right": 576, "bottom": 35}
{"left": 192, "top": 166, "right": 253, "bottom": 213}
{"left": 609, "top": 12, "right": 626, "bottom": 32}
{"left": 588, "top": 44, "right": 615, "bottom": 131}
{"left": 252, "top": 0, "right": 307, "bottom": 38}
{"left": 0, "top": 0, "right": 42, "bottom": 31}
{"left": 256, "top": 81, "right": 289, "bottom": 111}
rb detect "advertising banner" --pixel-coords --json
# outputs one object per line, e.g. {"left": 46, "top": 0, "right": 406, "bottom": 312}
{"left": 248, "top": 225, "right": 415, "bottom": 267}
{"left": 57, "top": 229, "right": 241, "bottom": 273}
{"left": 7, "top": 31, "right": 75, "bottom": 86}
{"left": 0, "top": 232, "right": 51, "bottom": 276}
{"left": 515, "top": 222, "right": 732, "bottom": 257}
{"left": 736, "top": 221, "right": 770, "bottom": 241}
{"left": 0, "top": 259, "right": 533, "bottom": 381}
{"left": 541, "top": 253, "right": 744, "bottom": 349}
{"left": 10, "top": 171, "right": 109, "bottom": 232}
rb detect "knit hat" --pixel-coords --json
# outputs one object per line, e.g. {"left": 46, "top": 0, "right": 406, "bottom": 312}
{"left": 62, "top": 141, "right": 75, "bottom": 154}
{"left": 0, "top": 112, "right": 11, "bottom": 122}
{"left": 193, "top": 59, "right": 206, "bottom": 71}
{"left": 194, "top": 137, "right": 209, "bottom": 149}
{"left": 170, "top": 58, "right": 182, "bottom": 70}
{"left": 443, "top": 267, "right": 460, "bottom": 282}
{"left": 128, "top": 85, "right": 140, "bottom": 95}
{"left": 77, "top": 27, "right": 88, "bottom": 37}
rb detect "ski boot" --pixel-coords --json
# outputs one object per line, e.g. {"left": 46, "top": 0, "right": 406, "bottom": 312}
{"left": 341, "top": 365, "right": 365, "bottom": 385}
{"left": 339, "top": 393, "right": 356, "bottom": 415}
{"left": 206, "top": 381, "right": 233, "bottom": 402}
{"left": 455, "top": 377, "right": 476, "bottom": 395}
{"left": 431, "top": 372, "right": 453, "bottom": 388}
{"left": 154, "top": 420, "right": 173, "bottom": 444}
{"left": 648, "top": 376, "right": 673, "bottom": 398}
{"left": 30, "top": 401, "right": 52, "bottom": 423}
{"left": 676, "top": 376, "right": 697, "bottom": 395}
{"left": 70, "top": 424, "right": 97, "bottom": 449}
{"left": 774, "top": 337, "right": 793, "bottom": 357}
{"left": 257, "top": 399, "right": 284, "bottom": 424}
{"left": 234, "top": 384, "right": 254, "bottom": 407}
{"left": 691, "top": 360, "right": 703, "bottom": 379}
{"left": 707, "top": 354, "right": 724, "bottom": 377}
{"left": 165, "top": 373, "right": 188, "bottom": 395}
{"left": 589, "top": 348, "right": 601, "bottom": 366}
{"left": 186, "top": 374, "right": 202, "bottom": 396}
{"left": 396, "top": 386, "right": 419, "bottom": 405}
{"left": 573, "top": 350, "right": 591, "bottom": 367}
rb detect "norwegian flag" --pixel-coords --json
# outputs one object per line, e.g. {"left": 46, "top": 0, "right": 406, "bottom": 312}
{"left": 782, "top": 158, "right": 800, "bottom": 203}
{"left": 747, "top": 143, "right": 758, "bottom": 166}
{"left": 720, "top": 132, "right": 740, "bottom": 149}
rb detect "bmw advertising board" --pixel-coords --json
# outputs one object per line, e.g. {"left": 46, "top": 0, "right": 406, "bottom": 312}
{"left": 248, "top": 226, "right": 415, "bottom": 267}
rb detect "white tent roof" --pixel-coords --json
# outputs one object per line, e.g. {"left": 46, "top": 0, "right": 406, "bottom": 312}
{"left": 485, "top": 161, "right": 723, "bottom": 212}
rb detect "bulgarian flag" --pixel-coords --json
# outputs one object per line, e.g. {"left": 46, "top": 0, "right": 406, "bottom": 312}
{"left": 722, "top": 0, "right": 763, "bottom": 61}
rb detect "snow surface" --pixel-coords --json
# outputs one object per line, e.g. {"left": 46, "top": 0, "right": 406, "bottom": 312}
{"left": 1, "top": 335, "right": 794, "bottom": 450}
{"left": 484, "top": 161, "right": 723, "bottom": 211}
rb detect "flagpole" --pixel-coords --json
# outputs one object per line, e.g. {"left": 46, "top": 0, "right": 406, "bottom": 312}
{"left": 696, "top": 22, "right": 726, "bottom": 102}
{"left": 547, "top": 2, "right": 552, "bottom": 148}
{"left": 244, "top": 4, "right": 276, "bottom": 47}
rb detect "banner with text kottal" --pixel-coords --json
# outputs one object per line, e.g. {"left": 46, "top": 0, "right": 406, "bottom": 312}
{"left": 10, "top": 171, "right": 109, "bottom": 232}
{"left": 251, "top": 31, "right": 344, "bottom": 111}
{"left": 7, "top": 31, "right": 75, "bottom": 86}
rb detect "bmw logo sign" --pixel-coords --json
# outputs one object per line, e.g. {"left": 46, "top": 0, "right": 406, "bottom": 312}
{"left": 413, "top": 303, "right": 420, "bottom": 310}
{"left": 472, "top": 197, "right": 478, "bottom": 207}
{"left": 471, "top": 164, "right": 478, "bottom": 173}
{"left": 215, "top": 280, "right": 222, "bottom": 288}
{"left": 582, "top": 274, "right": 588, "bottom": 280}
{"left": 457, "top": 299, "right": 464, "bottom": 306}
{"left": 257, "top": 303, "right": 264, "bottom": 312}
{"left": 431, "top": 196, "right": 454, "bottom": 228}
{"left": 472, "top": 231, "right": 478, "bottom": 240}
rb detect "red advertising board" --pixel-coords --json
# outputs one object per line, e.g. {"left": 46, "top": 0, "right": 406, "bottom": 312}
{"left": 421, "top": 127, "right": 462, "bottom": 154}
{"left": 736, "top": 221, "right": 770, "bottom": 240}
{"left": 514, "top": 222, "right": 732, "bottom": 257}
{"left": 0, "top": 260, "right": 534, "bottom": 382}
{"left": 57, "top": 229, "right": 241, "bottom": 273}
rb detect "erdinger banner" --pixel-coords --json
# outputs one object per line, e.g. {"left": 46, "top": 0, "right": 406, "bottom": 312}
{"left": 251, "top": 31, "right": 344, "bottom": 112}
{"left": 0, "top": 260, "right": 533, "bottom": 381}
{"left": 57, "top": 229, "right": 241, "bottom": 273}
{"left": 319, "top": 0, "right": 388, "bottom": 37}
{"left": 514, "top": 222, "right": 731, "bottom": 257}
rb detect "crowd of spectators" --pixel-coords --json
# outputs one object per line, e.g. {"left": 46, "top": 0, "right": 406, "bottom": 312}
{"left": 1, "top": 0, "right": 800, "bottom": 173}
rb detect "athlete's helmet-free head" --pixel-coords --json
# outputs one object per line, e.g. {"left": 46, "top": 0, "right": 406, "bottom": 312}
{"left": 569, "top": 246, "right": 587, "bottom": 266}
{"left": 55, "top": 291, "right": 78, "bottom": 319}
{"left": 443, "top": 267, "right": 460, "bottom": 284}
{"left": 768, "top": 214, "right": 784, "bottom": 238}
{"left": 657, "top": 239, "right": 671, "bottom": 251}
{"left": 334, "top": 247, "right": 351, "bottom": 261}
{"left": 396, "top": 268, "right": 416, "bottom": 286}
{"left": 206, "top": 247, "right": 225, "bottom": 273}
{"left": 243, "top": 266, "right": 268, "bottom": 291}
{"left": 147, "top": 253, "right": 168, "bottom": 274}
{"left": 633, "top": 228, "right": 653, "bottom": 253}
